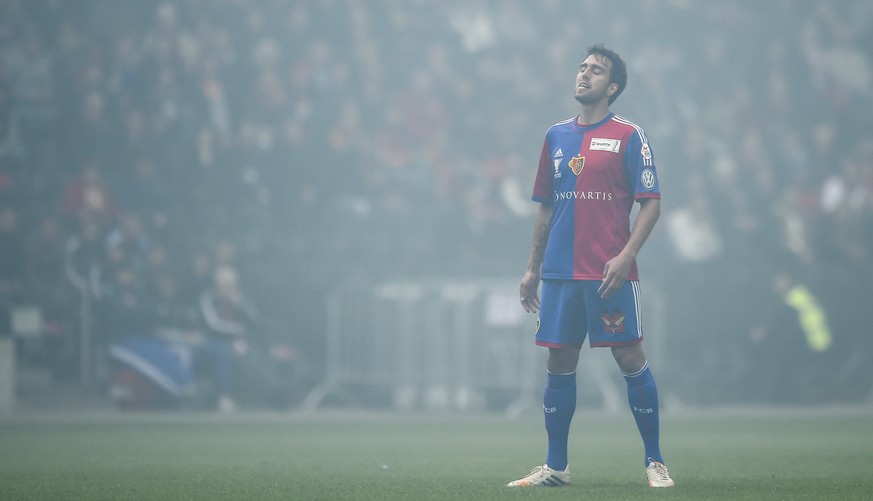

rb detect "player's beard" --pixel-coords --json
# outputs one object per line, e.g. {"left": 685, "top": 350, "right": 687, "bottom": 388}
{"left": 574, "top": 88, "right": 603, "bottom": 105}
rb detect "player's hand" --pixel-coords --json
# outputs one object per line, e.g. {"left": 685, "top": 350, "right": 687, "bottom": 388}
{"left": 598, "top": 253, "right": 633, "bottom": 298}
{"left": 519, "top": 271, "right": 541, "bottom": 313}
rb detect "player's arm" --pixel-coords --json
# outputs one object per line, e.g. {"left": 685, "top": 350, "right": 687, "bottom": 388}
{"left": 520, "top": 203, "right": 554, "bottom": 313}
{"left": 598, "top": 197, "right": 660, "bottom": 298}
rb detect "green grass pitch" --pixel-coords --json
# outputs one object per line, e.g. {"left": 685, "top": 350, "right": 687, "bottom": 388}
{"left": 1, "top": 411, "right": 871, "bottom": 500}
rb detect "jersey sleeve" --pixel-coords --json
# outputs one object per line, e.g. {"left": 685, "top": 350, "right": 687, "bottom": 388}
{"left": 624, "top": 129, "right": 661, "bottom": 199}
{"left": 531, "top": 137, "right": 554, "bottom": 204}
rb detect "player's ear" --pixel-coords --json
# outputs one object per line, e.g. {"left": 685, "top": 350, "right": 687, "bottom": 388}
{"left": 607, "top": 82, "right": 618, "bottom": 97}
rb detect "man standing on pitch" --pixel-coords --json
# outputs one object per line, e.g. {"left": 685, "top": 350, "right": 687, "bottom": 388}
{"left": 508, "top": 43, "right": 674, "bottom": 489}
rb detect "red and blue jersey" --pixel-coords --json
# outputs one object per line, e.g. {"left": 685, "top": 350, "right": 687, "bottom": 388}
{"left": 532, "top": 113, "right": 660, "bottom": 281}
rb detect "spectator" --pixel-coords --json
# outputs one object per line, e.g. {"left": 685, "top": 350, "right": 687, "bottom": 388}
{"left": 197, "top": 265, "right": 259, "bottom": 412}
{"left": 0, "top": 206, "right": 24, "bottom": 333}
{"left": 97, "top": 264, "right": 157, "bottom": 342}
{"left": 60, "top": 161, "right": 117, "bottom": 225}
{"left": 25, "top": 214, "right": 71, "bottom": 322}
{"left": 64, "top": 218, "right": 106, "bottom": 298}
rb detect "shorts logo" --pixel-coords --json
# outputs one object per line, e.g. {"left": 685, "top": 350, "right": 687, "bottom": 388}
{"left": 535, "top": 318, "right": 540, "bottom": 334}
{"left": 568, "top": 155, "right": 585, "bottom": 175}
{"left": 601, "top": 310, "right": 625, "bottom": 334}
{"left": 641, "top": 169, "right": 656, "bottom": 190}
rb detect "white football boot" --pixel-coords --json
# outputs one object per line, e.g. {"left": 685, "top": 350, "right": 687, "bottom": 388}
{"left": 507, "top": 464, "right": 570, "bottom": 487}
{"left": 645, "top": 458, "right": 675, "bottom": 488}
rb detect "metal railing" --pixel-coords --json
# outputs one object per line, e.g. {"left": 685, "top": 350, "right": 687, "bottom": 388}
{"left": 300, "top": 279, "right": 665, "bottom": 415}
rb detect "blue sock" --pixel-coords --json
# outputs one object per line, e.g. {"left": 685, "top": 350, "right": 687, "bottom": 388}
{"left": 544, "top": 371, "right": 576, "bottom": 471}
{"left": 623, "top": 361, "right": 663, "bottom": 465}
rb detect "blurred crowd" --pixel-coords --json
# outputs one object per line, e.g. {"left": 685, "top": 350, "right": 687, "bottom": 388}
{"left": 0, "top": 0, "right": 871, "bottom": 405}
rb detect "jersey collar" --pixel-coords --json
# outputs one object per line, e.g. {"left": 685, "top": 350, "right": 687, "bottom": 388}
{"left": 574, "top": 112, "right": 613, "bottom": 130}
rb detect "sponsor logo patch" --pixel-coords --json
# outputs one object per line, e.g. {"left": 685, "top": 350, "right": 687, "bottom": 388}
{"left": 554, "top": 190, "right": 613, "bottom": 202}
{"left": 641, "top": 168, "right": 656, "bottom": 190}
{"left": 590, "top": 138, "right": 621, "bottom": 152}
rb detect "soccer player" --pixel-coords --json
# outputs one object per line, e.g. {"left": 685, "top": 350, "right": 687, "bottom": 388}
{"left": 508, "top": 44, "right": 674, "bottom": 488}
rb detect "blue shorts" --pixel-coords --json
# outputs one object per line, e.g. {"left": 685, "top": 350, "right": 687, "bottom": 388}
{"left": 535, "top": 279, "right": 644, "bottom": 348}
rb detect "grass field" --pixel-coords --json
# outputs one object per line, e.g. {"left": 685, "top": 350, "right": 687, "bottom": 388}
{"left": 1, "top": 410, "right": 872, "bottom": 500}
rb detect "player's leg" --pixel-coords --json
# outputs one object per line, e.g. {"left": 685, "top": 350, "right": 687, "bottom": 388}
{"left": 614, "top": 342, "right": 673, "bottom": 486}
{"left": 508, "top": 280, "right": 583, "bottom": 487}
{"left": 586, "top": 280, "right": 674, "bottom": 487}
{"left": 507, "top": 346, "right": 578, "bottom": 487}
{"left": 544, "top": 347, "right": 579, "bottom": 472}
{"left": 612, "top": 343, "right": 660, "bottom": 458}
{"left": 538, "top": 281, "right": 585, "bottom": 474}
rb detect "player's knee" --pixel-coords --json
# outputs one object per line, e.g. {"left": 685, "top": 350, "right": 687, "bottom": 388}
{"left": 547, "top": 348, "right": 580, "bottom": 373}
{"left": 611, "top": 344, "right": 646, "bottom": 373}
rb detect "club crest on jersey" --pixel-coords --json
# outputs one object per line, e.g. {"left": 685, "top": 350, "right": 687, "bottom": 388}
{"left": 601, "top": 310, "right": 625, "bottom": 334}
{"left": 641, "top": 168, "right": 656, "bottom": 190}
{"left": 552, "top": 148, "right": 563, "bottom": 178}
{"left": 568, "top": 155, "right": 585, "bottom": 176}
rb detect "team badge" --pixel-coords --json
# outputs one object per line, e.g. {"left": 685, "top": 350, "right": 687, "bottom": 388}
{"left": 641, "top": 168, "right": 656, "bottom": 190}
{"left": 601, "top": 310, "right": 625, "bottom": 334}
{"left": 640, "top": 143, "right": 652, "bottom": 161}
{"left": 568, "top": 155, "right": 585, "bottom": 175}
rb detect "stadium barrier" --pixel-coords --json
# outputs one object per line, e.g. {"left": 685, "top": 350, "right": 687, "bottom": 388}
{"left": 0, "top": 337, "right": 13, "bottom": 415}
{"left": 300, "top": 279, "right": 665, "bottom": 415}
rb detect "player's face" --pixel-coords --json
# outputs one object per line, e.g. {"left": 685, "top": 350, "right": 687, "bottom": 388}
{"left": 574, "top": 54, "right": 616, "bottom": 105}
